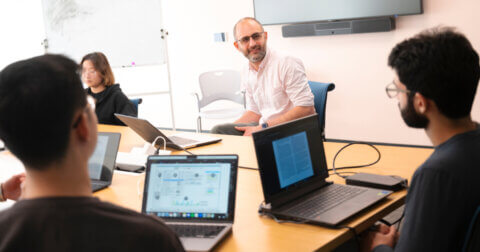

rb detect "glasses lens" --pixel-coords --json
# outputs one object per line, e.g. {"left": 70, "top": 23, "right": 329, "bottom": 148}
{"left": 251, "top": 32, "right": 261, "bottom": 40}
{"left": 386, "top": 83, "right": 398, "bottom": 98}
{"left": 240, "top": 36, "right": 250, "bottom": 44}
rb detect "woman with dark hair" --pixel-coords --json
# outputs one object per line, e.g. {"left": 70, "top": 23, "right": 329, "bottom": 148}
{"left": 81, "top": 52, "right": 136, "bottom": 125}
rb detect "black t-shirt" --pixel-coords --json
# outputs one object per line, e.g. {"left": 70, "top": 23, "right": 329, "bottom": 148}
{"left": 86, "top": 84, "right": 137, "bottom": 126}
{"left": 374, "top": 124, "right": 480, "bottom": 252}
{"left": 0, "top": 197, "right": 184, "bottom": 252}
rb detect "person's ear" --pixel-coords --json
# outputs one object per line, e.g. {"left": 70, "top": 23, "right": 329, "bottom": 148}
{"left": 234, "top": 41, "right": 239, "bottom": 50}
{"left": 74, "top": 112, "right": 90, "bottom": 142}
{"left": 264, "top": 31, "right": 268, "bottom": 40}
{"left": 414, "top": 92, "right": 429, "bottom": 114}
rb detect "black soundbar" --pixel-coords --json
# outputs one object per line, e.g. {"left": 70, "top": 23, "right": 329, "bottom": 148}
{"left": 282, "top": 17, "right": 395, "bottom": 38}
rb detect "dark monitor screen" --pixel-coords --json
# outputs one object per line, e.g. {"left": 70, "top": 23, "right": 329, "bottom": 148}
{"left": 253, "top": 114, "right": 329, "bottom": 204}
{"left": 254, "top": 0, "right": 423, "bottom": 25}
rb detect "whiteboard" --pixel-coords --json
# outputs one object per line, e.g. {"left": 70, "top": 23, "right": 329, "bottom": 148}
{"left": 41, "top": 0, "right": 166, "bottom": 67}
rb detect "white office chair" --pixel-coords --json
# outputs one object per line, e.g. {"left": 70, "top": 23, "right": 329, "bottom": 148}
{"left": 192, "top": 70, "right": 245, "bottom": 132}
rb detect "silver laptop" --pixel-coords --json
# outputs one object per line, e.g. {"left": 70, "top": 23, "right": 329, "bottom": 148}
{"left": 115, "top": 114, "right": 222, "bottom": 150}
{"left": 253, "top": 114, "right": 392, "bottom": 226}
{"left": 142, "top": 155, "right": 238, "bottom": 252}
{"left": 88, "top": 132, "right": 121, "bottom": 192}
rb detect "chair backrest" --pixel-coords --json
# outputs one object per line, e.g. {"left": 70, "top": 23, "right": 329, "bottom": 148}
{"left": 198, "top": 70, "right": 244, "bottom": 109}
{"left": 308, "top": 81, "right": 335, "bottom": 139}
{"left": 129, "top": 98, "right": 143, "bottom": 114}
{"left": 463, "top": 206, "right": 480, "bottom": 252}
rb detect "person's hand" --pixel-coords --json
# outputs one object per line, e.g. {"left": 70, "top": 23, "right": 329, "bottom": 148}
{"left": 361, "top": 223, "right": 398, "bottom": 252}
{"left": 235, "top": 125, "right": 263, "bottom": 136}
{"left": 2, "top": 173, "right": 26, "bottom": 201}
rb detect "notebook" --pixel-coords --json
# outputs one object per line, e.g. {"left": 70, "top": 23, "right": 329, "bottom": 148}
{"left": 253, "top": 114, "right": 392, "bottom": 226}
{"left": 115, "top": 114, "right": 222, "bottom": 150}
{"left": 142, "top": 155, "right": 238, "bottom": 252}
{"left": 88, "top": 132, "right": 121, "bottom": 192}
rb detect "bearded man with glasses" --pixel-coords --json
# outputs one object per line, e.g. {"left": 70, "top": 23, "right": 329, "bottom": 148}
{"left": 211, "top": 17, "right": 315, "bottom": 136}
{"left": 362, "top": 27, "right": 480, "bottom": 252}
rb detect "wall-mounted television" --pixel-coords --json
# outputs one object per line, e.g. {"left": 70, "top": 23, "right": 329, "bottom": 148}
{"left": 254, "top": 0, "right": 423, "bottom": 26}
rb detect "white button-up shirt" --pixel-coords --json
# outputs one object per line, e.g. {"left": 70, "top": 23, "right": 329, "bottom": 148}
{"left": 242, "top": 48, "right": 314, "bottom": 124}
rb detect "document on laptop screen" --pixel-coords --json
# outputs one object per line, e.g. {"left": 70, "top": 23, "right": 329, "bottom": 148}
{"left": 145, "top": 163, "right": 231, "bottom": 214}
{"left": 272, "top": 131, "right": 314, "bottom": 188}
{"left": 88, "top": 135, "right": 109, "bottom": 180}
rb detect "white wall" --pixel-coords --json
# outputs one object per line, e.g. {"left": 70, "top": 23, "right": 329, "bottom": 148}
{"left": 1, "top": 0, "right": 479, "bottom": 146}
{"left": 0, "top": 1, "right": 45, "bottom": 69}
{"left": 161, "top": 0, "right": 480, "bottom": 145}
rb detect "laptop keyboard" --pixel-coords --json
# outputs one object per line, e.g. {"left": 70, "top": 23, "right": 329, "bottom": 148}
{"left": 168, "top": 224, "right": 226, "bottom": 238}
{"left": 169, "top": 136, "right": 197, "bottom": 146}
{"left": 283, "top": 184, "right": 367, "bottom": 218}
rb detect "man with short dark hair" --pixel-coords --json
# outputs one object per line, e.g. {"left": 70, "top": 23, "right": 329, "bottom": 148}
{"left": 362, "top": 28, "right": 480, "bottom": 251}
{"left": 0, "top": 54, "right": 184, "bottom": 251}
{"left": 211, "top": 17, "right": 315, "bottom": 136}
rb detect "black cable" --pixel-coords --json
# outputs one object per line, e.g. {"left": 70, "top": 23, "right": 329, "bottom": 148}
{"left": 238, "top": 166, "right": 258, "bottom": 170}
{"left": 378, "top": 219, "right": 392, "bottom": 226}
{"left": 331, "top": 142, "right": 381, "bottom": 179}
{"left": 328, "top": 171, "right": 356, "bottom": 176}
{"left": 181, "top": 148, "right": 195, "bottom": 155}
{"left": 393, "top": 210, "right": 405, "bottom": 230}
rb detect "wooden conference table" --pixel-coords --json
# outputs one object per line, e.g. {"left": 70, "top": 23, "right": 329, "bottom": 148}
{"left": 95, "top": 124, "right": 433, "bottom": 252}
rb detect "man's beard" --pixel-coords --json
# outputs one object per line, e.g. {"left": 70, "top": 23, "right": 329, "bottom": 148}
{"left": 244, "top": 45, "right": 266, "bottom": 63}
{"left": 400, "top": 94, "right": 429, "bottom": 128}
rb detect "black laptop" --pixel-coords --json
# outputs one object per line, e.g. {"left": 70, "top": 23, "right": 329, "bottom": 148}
{"left": 253, "top": 114, "right": 392, "bottom": 226}
{"left": 142, "top": 155, "right": 238, "bottom": 252}
{"left": 88, "top": 132, "right": 121, "bottom": 192}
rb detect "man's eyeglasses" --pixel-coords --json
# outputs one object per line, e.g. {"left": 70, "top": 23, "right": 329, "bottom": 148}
{"left": 73, "top": 95, "right": 96, "bottom": 128}
{"left": 236, "top": 32, "right": 264, "bottom": 45}
{"left": 385, "top": 81, "right": 410, "bottom": 98}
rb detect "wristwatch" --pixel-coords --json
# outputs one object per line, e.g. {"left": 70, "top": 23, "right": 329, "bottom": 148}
{"left": 261, "top": 122, "right": 269, "bottom": 129}
{"left": 0, "top": 183, "right": 5, "bottom": 202}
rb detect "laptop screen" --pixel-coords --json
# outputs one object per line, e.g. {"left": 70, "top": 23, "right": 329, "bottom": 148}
{"left": 88, "top": 132, "right": 121, "bottom": 181}
{"left": 252, "top": 114, "right": 329, "bottom": 205}
{"left": 142, "top": 155, "right": 238, "bottom": 221}
{"left": 273, "top": 131, "right": 315, "bottom": 188}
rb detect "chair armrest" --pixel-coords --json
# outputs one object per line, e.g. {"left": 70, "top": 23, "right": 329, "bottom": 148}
{"left": 191, "top": 92, "right": 201, "bottom": 112}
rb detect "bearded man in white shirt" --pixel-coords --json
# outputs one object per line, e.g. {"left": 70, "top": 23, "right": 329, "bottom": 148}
{"left": 211, "top": 17, "right": 315, "bottom": 136}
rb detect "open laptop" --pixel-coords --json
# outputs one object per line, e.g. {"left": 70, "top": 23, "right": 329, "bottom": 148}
{"left": 115, "top": 114, "right": 222, "bottom": 150}
{"left": 253, "top": 114, "right": 392, "bottom": 226}
{"left": 88, "top": 132, "right": 121, "bottom": 192}
{"left": 142, "top": 155, "right": 238, "bottom": 252}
